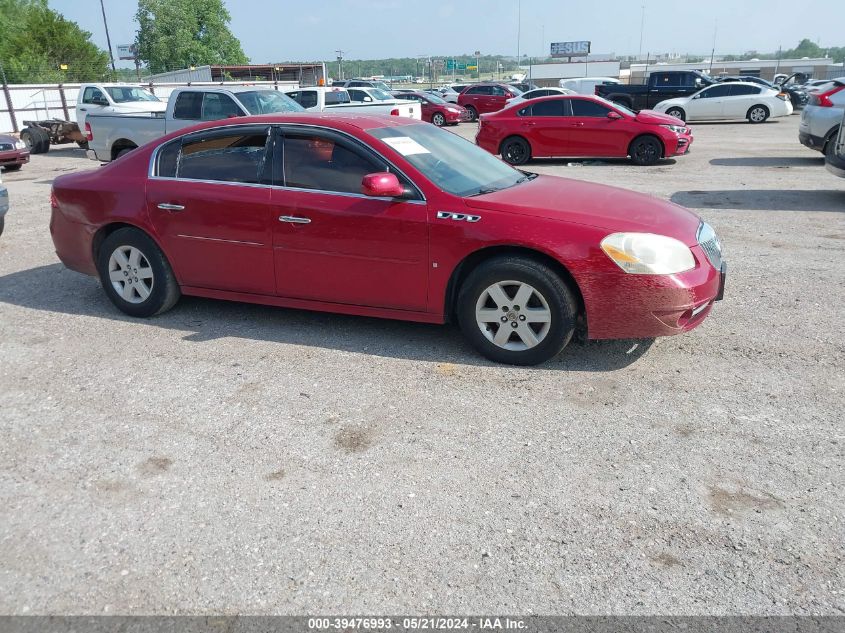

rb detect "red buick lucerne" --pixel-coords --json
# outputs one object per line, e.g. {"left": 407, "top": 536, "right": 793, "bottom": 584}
{"left": 50, "top": 113, "right": 725, "bottom": 366}
{"left": 476, "top": 95, "right": 693, "bottom": 166}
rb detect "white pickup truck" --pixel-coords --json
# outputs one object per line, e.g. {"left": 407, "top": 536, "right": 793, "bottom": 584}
{"left": 283, "top": 86, "right": 421, "bottom": 119}
{"left": 76, "top": 83, "right": 166, "bottom": 129}
{"left": 85, "top": 86, "right": 304, "bottom": 162}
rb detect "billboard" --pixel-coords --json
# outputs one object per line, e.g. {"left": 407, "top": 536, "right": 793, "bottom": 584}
{"left": 550, "top": 41, "right": 591, "bottom": 58}
{"left": 117, "top": 44, "right": 137, "bottom": 60}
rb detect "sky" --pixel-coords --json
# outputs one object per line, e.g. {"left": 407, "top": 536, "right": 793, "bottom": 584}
{"left": 50, "top": 0, "right": 844, "bottom": 69}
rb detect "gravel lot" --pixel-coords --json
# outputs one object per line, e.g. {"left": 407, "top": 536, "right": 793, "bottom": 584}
{"left": 0, "top": 115, "right": 843, "bottom": 615}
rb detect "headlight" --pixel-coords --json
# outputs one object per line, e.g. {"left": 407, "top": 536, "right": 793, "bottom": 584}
{"left": 15, "top": 140, "right": 26, "bottom": 149}
{"left": 661, "top": 124, "right": 687, "bottom": 134}
{"left": 447, "top": 107, "right": 460, "bottom": 113}
{"left": 601, "top": 232, "right": 695, "bottom": 275}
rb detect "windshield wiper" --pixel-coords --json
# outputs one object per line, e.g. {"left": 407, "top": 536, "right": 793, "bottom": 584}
{"left": 467, "top": 186, "right": 500, "bottom": 197}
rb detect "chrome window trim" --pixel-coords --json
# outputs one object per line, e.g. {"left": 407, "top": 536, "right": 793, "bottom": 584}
{"left": 148, "top": 121, "right": 428, "bottom": 203}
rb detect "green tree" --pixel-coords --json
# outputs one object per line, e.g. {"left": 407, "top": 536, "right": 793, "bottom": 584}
{"left": 0, "top": 0, "right": 110, "bottom": 83}
{"left": 135, "top": 0, "right": 248, "bottom": 74}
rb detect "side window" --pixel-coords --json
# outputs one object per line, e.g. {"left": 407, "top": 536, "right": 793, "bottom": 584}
{"left": 570, "top": 99, "right": 611, "bottom": 117}
{"left": 156, "top": 139, "right": 181, "bottom": 178}
{"left": 286, "top": 91, "right": 301, "bottom": 104}
{"left": 491, "top": 86, "right": 507, "bottom": 97}
{"left": 83, "top": 87, "right": 107, "bottom": 104}
{"left": 177, "top": 129, "right": 269, "bottom": 184}
{"left": 531, "top": 100, "right": 569, "bottom": 117}
{"left": 349, "top": 89, "right": 369, "bottom": 102}
{"left": 729, "top": 85, "right": 761, "bottom": 96}
{"left": 652, "top": 73, "right": 669, "bottom": 86}
{"left": 699, "top": 85, "right": 732, "bottom": 98}
{"left": 201, "top": 93, "right": 242, "bottom": 120}
{"left": 283, "top": 132, "right": 388, "bottom": 194}
{"left": 517, "top": 105, "right": 532, "bottom": 117}
{"left": 466, "top": 86, "right": 486, "bottom": 96}
{"left": 173, "top": 92, "right": 203, "bottom": 119}
{"left": 299, "top": 91, "right": 319, "bottom": 108}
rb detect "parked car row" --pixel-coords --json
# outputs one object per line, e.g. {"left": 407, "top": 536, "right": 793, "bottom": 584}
{"left": 798, "top": 78, "right": 845, "bottom": 157}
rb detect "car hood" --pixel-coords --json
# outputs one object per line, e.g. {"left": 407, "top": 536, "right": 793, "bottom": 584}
{"left": 635, "top": 109, "right": 686, "bottom": 125}
{"left": 463, "top": 175, "right": 702, "bottom": 245}
{"left": 653, "top": 96, "right": 689, "bottom": 109}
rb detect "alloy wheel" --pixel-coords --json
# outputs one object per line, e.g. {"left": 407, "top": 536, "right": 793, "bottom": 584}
{"left": 750, "top": 107, "right": 767, "bottom": 122}
{"left": 108, "top": 245, "right": 154, "bottom": 304}
{"left": 475, "top": 280, "right": 552, "bottom": 351}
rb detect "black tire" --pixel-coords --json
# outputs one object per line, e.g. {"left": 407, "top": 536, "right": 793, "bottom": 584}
{"left": 456, "top": 256, "right": 578, "bottom": 366}
{"left": 665, "top": 107, "right": 686, "bottom": 122}
{"left": 431, "top": 112, "right": 446, "bottom": 127}
{"left": 20, "top": 127, "right": 49, "bottom": 153}
{"left": 114, "top": 146, "right": 135, "bottom": 160}
{"left": 97, "top": 228, "right": 180, "bottom": 318}
{"left": 465, "top": 105, "right": 478, "bottom": 122}
{"left": 823, "top": 129, "right": 839, "bottom": 158}
{"left": 77, "top": 140, "right": 89, "bottom": 149}
{"left": 500, "top": 136, "right": 531, "bottom": 165}
{"left": 747, "top": 105, "right": 769, "bottom": 124}
{"left": 629, "top": 136, "right": 663, "bottom": 166}
{"left": 3, "top": 164, "right": 22, "bottom": 171}
{"left": 0, "top": 217, "right": 4, "bottom": 237}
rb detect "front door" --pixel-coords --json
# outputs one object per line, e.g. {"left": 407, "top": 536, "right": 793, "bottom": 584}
{"left": 690, "top": 85, "right": 732, "bottom": 120}
{"left": 567, "top": 98, "right": 630, "bottom": 156}
{"left": 271, "top": 128, "right": 429, "bottom": 311}
{"left": 146, "top": 125, "right": 277, "bottom": 295}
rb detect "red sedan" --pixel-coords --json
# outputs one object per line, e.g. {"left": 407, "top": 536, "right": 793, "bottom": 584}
{"left": 50, "top": 113, "right": 725, "bottom": 365}
{"left": 392, "top": 91, "right": 468, "bottom": 126}
{"left": 458, "top": 83, "right": 522, "bottom": 121}
{"left": 476, "top": 95, "right": 693, "bottom": 166}
{"left": 0, "top": 134, "right": 30, "bottom": 171}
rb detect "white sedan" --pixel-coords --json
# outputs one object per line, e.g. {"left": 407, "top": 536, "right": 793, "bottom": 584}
{"left": 505, "top": 87, "right": 575, "bottom": 107}
{"left": 653, "top": 82, "right": 793, "bottom": 123}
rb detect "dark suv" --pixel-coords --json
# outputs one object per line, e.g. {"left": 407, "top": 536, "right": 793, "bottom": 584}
{"left": 457, "top": 83, "right": 522, "bottom": 120}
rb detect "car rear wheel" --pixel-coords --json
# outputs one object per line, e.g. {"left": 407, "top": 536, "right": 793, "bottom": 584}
{"left": 432, "top": 112, "right": 446, "bottom": 127}
{"left": 501, "top": 137, "right": 531, "bottom": 165}
{"left": 0, "top": 217, "right": 4, "bottom": 237}
{"left": 665, "top": 107, "right": 686, "bottom": 122}
{"left": 465, "top": 105, "right": 478, "bottom": 122}
{"left": 457, "top": 256, "right": 577, "bottom": 366}
{"left": 115, "top": 147, "right": 135, "bottom": 159}
{"left": 629, "top": 136, "right": 663, "bottom": 166}
{"left": 747, "top": 105, "right": 769, "bottom": 123}
{"left": 97, "top": 228, "right": 180, "bottom": 318}
{"left": 3, "top": 164, "right": 21, "bottom": 171}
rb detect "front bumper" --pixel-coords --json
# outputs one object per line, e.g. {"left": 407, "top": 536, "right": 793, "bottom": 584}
{"left": 581, "top": 248, "right": 725, "bottom": 340}
{"left": 0, "top": 149, "right": 30, "bottom": 167}
{"left": 670, "top": 133, "right": 694, "bottom": 156}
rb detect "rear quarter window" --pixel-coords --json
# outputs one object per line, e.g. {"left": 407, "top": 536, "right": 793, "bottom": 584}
{"left": 173, "top": 92, "right": 203, "bottom": 119}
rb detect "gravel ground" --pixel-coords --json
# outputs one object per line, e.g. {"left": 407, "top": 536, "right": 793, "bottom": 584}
{"left": 0, "top": 115, "right": 843, "bottom": 615}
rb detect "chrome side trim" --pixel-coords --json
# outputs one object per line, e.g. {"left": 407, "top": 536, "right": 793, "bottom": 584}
{"left": 437, "top": 210, "right": 481, "bottom": 222}
{"left": 176, "top": 234, "right": 264, "bottom": 247}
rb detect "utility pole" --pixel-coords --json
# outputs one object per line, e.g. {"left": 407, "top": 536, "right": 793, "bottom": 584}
{"left": 517, "top": 0, "right": 522, "bottom": 66}
{"left": 638, "top": 5, "right": 645, "bottom": 60}
{"left": 99, "top": 0, "right": 116, "bottom": 74}
{"left": 335, "top": 49, "right": 345, "bottom": 81}
{"left": 708, "top": 20, "right": 717, "bottom": 74}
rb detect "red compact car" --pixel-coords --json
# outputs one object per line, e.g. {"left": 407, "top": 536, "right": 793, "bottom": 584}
{"left": 50, "top": 114, "right": 724, "bottom": 365}
{"left": 476, "top": 95, "right": 693, "bottom": 166}
{"left": 0, "top": 134, "right": 30, "bottom": 171}
{"left": 393, "top": 91, "right": 468, "bottom": 126}
{"left": 458, "top": 83, "right": 522, "bottom": 121}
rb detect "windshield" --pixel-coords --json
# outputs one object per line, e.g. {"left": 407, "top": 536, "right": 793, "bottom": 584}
{"left": 237, "top": 90, "right": 304, "bottom": 114}
{"left": 370, "top": 124, "right": 528, "bottom": 197}
{"left": 105, "top": 87, "right": 160, "bottom": 103}
{"left": 369, "top": 89, "right": 394, "bottom": 101}
{"left": 595, "top": 96, "right": 635, "bottom": 116}
{"left": 372, "top": 81, "right": 392, "bottom": 92}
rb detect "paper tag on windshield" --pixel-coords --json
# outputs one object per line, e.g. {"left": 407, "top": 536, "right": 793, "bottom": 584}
{"left": 382, "top": 136, "right": 430, "bottom": 156}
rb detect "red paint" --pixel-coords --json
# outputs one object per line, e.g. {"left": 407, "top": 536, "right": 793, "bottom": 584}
{"left": 394, "top": 91, "right": 467, "bottom": 124}
{"left": 50, "top": 112, "right": 721, "bottom": 342}
{"left": 476, "top": 96, "right": 693, "bottom": 160}
{"left": 361, "top": 172, "right": 404, "bottom": 197}
{"left": 458, "top": 83, "right": 522, "bottom": 116}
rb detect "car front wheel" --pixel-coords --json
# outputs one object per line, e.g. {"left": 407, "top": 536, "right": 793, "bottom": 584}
{"left": 457, "top": 256, "right": 577, "bottom": 366}
{"left": 665, "top": 107, "right": 686, "bottom": 122}
{"left": 97, "top": 228, "right": 180, "bottom": 318}
{"left": 629, "top": 136, "right": 663, "bottom": 166}
{"left": 432, "top": 112, "right": 446, "bottom": 127}
{"left": 465, "top": 105, "right": 478, "bottom": 121}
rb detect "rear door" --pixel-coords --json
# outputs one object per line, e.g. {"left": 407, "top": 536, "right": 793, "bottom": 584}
{"left": 518, "top": 99, "right": 572, "bottom": 157}
{"left": 270, "top": 126, "right": 429, "bottom": 311}
{"left": 146, "top": 125, "right": 277, "bottom": 295}
{"left": 723, "top": 84, "right": 763, "bottom": 118}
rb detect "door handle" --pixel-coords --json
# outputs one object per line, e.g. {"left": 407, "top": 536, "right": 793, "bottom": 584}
{"left": 157, "top": 203, "right": 185, "bottom": 211}
{"left": 279, "top": 215, "right": 311, "bottom": 224}
{"left": 79, "top": 107, "right": 87, "bottom": 111}
{"left": 572, "top": 122, "right": 585, "bottom": 127}
{"left": 521, "top": 121, "right": 536, "bottom": 127}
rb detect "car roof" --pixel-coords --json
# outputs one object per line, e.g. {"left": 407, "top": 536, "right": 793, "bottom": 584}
{"left": 161, "top": 112, "right": 424, "bottom": 136}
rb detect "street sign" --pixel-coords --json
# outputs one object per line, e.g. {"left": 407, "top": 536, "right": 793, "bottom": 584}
{"left": 446, "top": 59, "right": 456, "bottom": 70}
{"left": 467, "top": 65, "right": 478, "bottom": 71}
{"left": 550, "top": 41, "right": 591, "bottom": 58}
{"left": 458, "top": 63, "right": 467, "bottom": 71}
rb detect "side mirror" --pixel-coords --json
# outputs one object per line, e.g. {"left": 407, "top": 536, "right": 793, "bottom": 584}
{"left": 607, "top": 111, "right": 622, "bottom": 120}
{"left": 363, "top": 96, "right": 372, "bottom": 102}
{"left": 93, "top": 98, "right": 109, "bottom": 106}
{"left": 362, "top": 172, "right": 404, "bottom": 198}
